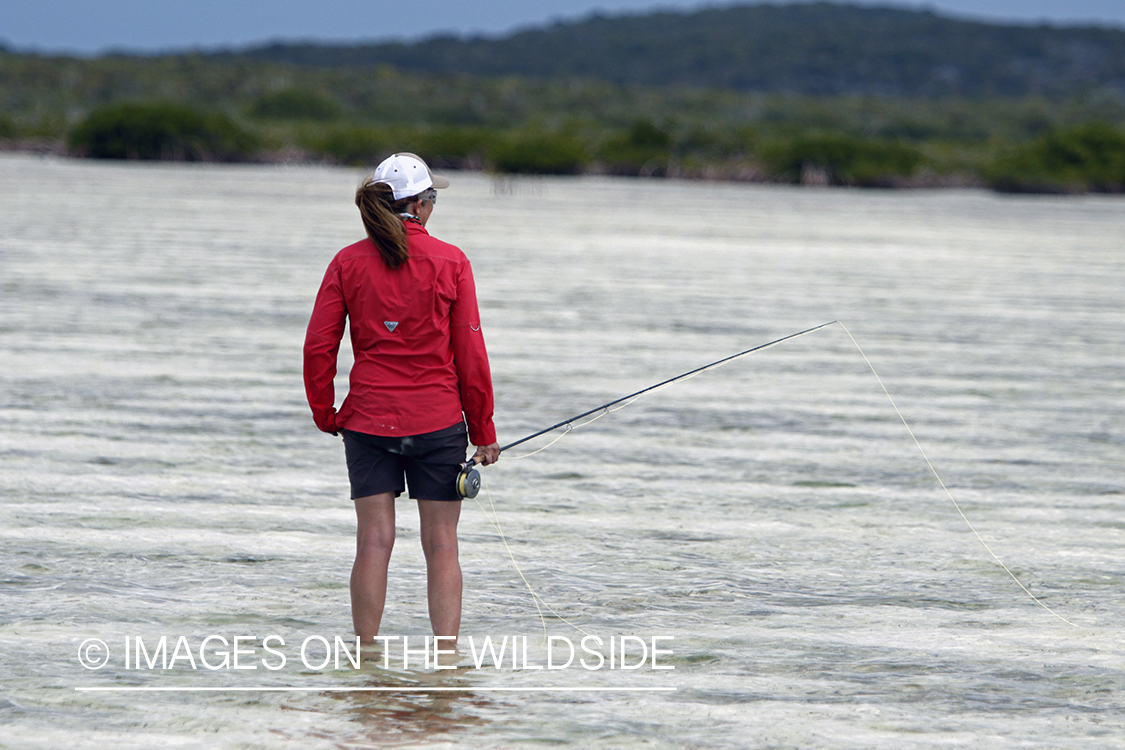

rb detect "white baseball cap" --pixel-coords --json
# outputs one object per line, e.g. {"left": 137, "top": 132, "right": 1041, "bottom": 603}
{"left": 370, "top": 152, "right": 450, "bottom": 200}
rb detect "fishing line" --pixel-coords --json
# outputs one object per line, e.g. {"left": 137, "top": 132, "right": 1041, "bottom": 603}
{"left": 470, "top": 482, "right": 547, "bottom": 640}
{"left": 471, "top": 478, "right": 592, "bottom": 638}
{"left": 463, "top": 322, "right": 837, "bottom": 637}
{"left": 836, "top": 322, "right": 1079, "bottom": 628}
{"left": 467, "top": 320, "right": 1077, "bottom": 630}
{"left": 502, "top": 395, "right": 642, "bottom": 461}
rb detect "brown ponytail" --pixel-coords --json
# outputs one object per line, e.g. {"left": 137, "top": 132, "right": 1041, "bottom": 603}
{"left": 354, "top": 178, "right": 418, "bottom": 270}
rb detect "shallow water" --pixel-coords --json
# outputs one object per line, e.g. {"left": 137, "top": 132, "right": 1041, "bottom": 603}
{"left": 1, "top": 154, "right": 1123, "bottom": 748}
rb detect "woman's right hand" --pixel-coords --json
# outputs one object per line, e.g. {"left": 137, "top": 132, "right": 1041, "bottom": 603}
{"left": 472, "top": 443, "right": 501, "bottom": 466}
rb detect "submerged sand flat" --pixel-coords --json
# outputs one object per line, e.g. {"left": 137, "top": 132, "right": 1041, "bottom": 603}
{"left": 1, "top": 155, "right": 1122, "bottom": 748}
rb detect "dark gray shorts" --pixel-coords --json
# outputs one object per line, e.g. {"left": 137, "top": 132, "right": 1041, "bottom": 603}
{"left": 341, "top": 422, "right": 468, "bottom": 502}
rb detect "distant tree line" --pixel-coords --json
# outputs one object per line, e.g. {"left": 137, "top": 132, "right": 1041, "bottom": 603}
{"left": 222, "top": 3, "right": 1125, "bottom": 99}
{"left": 2, "top": 2, "right": 1125, "bottom": 192}
{"left": 50, "top": 97, "right": 1125, "bottom": 192}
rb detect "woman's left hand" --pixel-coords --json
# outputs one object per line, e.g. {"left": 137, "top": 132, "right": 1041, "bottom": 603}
{"left": 472, "top": 443, "right": 501, "bottom": 466}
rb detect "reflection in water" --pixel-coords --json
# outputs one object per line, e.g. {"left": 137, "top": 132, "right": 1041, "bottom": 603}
{"left": 337, "top": 690, "right": 491, "bottom": 747}
{"left": 279, "top": 660, "right": 502, "bottom": 748}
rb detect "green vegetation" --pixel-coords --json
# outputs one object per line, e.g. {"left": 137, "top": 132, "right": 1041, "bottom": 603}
{"left": 250, "top": 88, "right": 343, "bottom": 121}
{"left": 985, "top": 124, "right": 1125, "bottom": 193}
{"left": 307, "top": 124, "right": 498, "bottom": 169}
{"left": 69, "top": 102, "right": 259, "bottom": 161}
{"left": 762, "top": 134, "right": 924, "bottom": 186}
{"left": 596, "top": 119, "right": 674, "bottom": 176}
{"left": 491, "top": 130, "right": 587, "bottom": 174}
{"left": 232, "top": 3, "right": 1125, "bottom": 99}
{"left": 3, "top": 2, "right": 1125, "bottom": 192}
{"left": 308, "top": 125, "right": 396, "bottom": 166}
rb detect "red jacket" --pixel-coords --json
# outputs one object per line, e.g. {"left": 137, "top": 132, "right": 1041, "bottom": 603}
{"left": 303, "top": 221, "right": 497, "bottom": 446}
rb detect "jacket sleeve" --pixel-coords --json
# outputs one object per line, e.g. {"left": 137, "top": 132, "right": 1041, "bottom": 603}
{"left": 450, "top": 258, "right": 497, "bottom": 446}
{"left": 303, "top": 258, "right": 347, "bottom": 434}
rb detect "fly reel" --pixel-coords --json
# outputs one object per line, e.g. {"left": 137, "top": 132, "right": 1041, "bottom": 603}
{"left": 456, "top": 459, "right": 481, "bottom": 499}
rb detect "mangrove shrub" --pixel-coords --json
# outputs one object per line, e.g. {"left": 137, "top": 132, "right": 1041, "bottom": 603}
{"left": 985, "top": 123, "right": 1125, "bottom": 193}
{"left": 250, "top": 88, "right": 343, "bottom": 121}
{"left": 597, "top": 118, "right": 673, "bottom": 175}
{"left": 490, "top": 130, "right": 588, "bottom": 174}
{"left": 309, "top": 125, "right": 396, "bottom": 166}
{"left": 69, "top": 102, "right": 258, "bottom": 161}
{"left": 763, "top": 133, "right": 924, "bottom": 186}
{"left": 307, "top": 125, "right": 497, "bottom": 169}
{"left": 408, "top": 127, "right": 497, "bottom": 170}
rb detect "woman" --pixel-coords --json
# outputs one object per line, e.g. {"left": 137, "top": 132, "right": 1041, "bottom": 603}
{"left": 303, "top": 152, "right": 500, "bottom": 643}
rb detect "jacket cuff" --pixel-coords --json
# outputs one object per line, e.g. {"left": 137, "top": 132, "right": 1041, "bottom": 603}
{"left": 469, "top": 423, "right": 497, "bottom": 447}
{"left": 315, "top": 410, "right": 339, "bottom": 435}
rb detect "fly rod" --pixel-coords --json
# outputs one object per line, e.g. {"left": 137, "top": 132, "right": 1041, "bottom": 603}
{"left": 456, "top": 320, "right": 837, "bottom": 497}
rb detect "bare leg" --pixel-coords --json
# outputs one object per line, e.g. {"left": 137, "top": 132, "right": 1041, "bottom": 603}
{"left": 352, "top": 492, "right": 396, "bottom": 640}
{"left": 417, "top": 499, "right": 463, "bottom": 640}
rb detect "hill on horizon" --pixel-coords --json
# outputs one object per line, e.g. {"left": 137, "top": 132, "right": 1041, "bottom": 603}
{"left": 209, "top": 2, "right": 1125, "bottom": 99}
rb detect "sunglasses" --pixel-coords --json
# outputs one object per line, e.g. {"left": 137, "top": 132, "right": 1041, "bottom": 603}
{"left": 419, "top": 188, "right": 437, "bottom": 205}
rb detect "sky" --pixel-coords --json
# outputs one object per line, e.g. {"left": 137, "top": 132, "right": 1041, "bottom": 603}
{"left": 4, "top": 0, "right": 1124, "bottom": 55}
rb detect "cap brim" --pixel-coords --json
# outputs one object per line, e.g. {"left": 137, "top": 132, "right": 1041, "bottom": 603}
{"left": 431, "top": 175, "right": 450, "bottom": 189}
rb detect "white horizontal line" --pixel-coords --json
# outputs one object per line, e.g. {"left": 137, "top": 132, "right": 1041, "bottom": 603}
{"left": 75, "top": 686, "right": 676, "bottom": 693}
